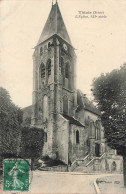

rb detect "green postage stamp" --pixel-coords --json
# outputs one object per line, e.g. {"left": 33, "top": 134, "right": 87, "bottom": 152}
{"left": 3, "top": 159, "right": 30, "bottom": 192}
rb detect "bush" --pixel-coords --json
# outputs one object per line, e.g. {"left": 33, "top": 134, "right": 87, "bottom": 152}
{"left": 19, "top": 127, "right": 44, "bottom": 170}
{"left": 41, "top": 155, "right": 66, "bottom": 167}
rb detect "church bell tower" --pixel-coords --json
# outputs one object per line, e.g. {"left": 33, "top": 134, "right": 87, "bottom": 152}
{"left": 31, "top": 1, "right": 77, "bottom": 158}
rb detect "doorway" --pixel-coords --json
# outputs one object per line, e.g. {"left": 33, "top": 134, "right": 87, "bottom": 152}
{"left": 95, "top": 143, "right": 100, "bottom": 157}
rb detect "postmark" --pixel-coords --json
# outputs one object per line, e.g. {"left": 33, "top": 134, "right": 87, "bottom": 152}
{"left": 3, "top": 159, "right": 31, "bottom": 192}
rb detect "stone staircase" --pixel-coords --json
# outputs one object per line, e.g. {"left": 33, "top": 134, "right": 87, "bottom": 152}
{"left": 72, "top": 153, "right": 106, "bottom": 173}
{"left": 70, "top": 154, "right": 91, "bottom": 172}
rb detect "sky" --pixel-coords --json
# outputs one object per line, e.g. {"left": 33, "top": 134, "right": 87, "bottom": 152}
{"left": 0, "top": 0, "right": 126, "bottom": 108}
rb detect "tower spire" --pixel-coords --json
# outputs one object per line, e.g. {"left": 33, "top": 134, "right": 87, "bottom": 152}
{"left": 37, "top": 1, "right": 72, "bottom": 46}
{"left": 52, "top": 0, "right": 53, "bottom": 6}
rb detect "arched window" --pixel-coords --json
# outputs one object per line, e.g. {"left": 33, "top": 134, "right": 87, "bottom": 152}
{"left": 48, "top": 42, "right": 51, "bottom": 48}
{"left": 111, "top": 161, "right": 116, "bottom": 171}
{"left": 40, "top": 47, "right": 43, "bottom": 56}
{"left": 89, "top": 122, "right": 95, "bottom": 137}
{"left": 76, "top": 130, "right": 79, "bottom": 144}
{"left": 45, "top": 132, "right": 47, "bottom": 142}
{"left": 40, "top": 63, "right": 45, "bottom": 78}
{"left": 43, "top": 95, "right": 48, "bottom": 122}
{"left": 96, "top": 128, "right": 100, "bottom": 140}
{"left": 96, "top": 128, "right": 98, "bottom": 140}
{"left": 63, "top": 95, "right": 68, "bottom": 115}
{"left": 47, "top": 59, "right": 51, "bottom": 76}
{"left": 61, "top": 57, "right": 64, "bottom": 75}
{"left": 65, "top": 63, "right": 70, "bottom": 78}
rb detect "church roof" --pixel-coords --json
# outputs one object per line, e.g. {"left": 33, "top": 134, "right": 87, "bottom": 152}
{"left": 77, "top": 90, "right": 101, "bottom": 116}
{"left": 37, "top": 2, "right": 72, "bottom": 46}
{"left": 62, "top": 114, "right": 85, "bottom": 127}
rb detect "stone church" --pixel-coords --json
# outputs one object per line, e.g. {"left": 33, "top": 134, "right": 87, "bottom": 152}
{"left": 23, "top": 1, "right": 122, "bottom": 172}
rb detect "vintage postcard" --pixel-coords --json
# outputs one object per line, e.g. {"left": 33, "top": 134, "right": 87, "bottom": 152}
{"left": 0, "top": 0, "right": 126, "bottom": 193}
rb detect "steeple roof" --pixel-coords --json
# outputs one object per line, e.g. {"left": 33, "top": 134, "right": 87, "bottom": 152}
{"left": 37, "top": 2, "right": 72, "bottom": 46}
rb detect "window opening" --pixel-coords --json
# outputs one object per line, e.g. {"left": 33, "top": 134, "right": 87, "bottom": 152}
{"left": 48, "top": 42, "right": 51, "bottom": 49}
{"left": 65, "top": 63, "right": 70, "bottom": 78}
{"left": 45, "top": 132, "right": 47, "bottom": 142}
{"left": 76, "top": 130, "right": 79, "bottom": 144}
{"left": 40, "top": 63, "right": 45, "bottom": 78}
{"left": 47, "top": 59, "right": 51, "bottom": 76}
{"left": 40, "top": 47, "right": 43, "bottom": 56}
{"left": 63, "top": 96, "right": 68, "bottom": 115}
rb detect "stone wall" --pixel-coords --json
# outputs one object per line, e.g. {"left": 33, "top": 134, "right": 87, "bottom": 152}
{"left": 69, "top": 124, "right": 88, "bottom": 163}
{"left": 105, "top": 153, "right": 123, "bottom": 173}
{"left": 39, "top": 165, "right": 68, "bottom": 172}
{"left": 91, "top": 153, "right": 123, "bottom": 173}
{"left": 56, "top": 114, "right": 69, "bottom": 164}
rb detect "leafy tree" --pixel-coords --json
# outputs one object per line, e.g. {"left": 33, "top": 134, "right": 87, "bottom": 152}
{"left": 0, "top": 88, "right": 44, "bottom": 170}
{"left": 22, "top": 116, "right": 31, "bottom": 127}
{"left": 19, "top": 127, "right": 44, "bottom": 169}
{"left": 92, "top": 64, "right": 126, "bottom": 187}
{"left": 0, "top": 87, "right": 23, "bottom": 159}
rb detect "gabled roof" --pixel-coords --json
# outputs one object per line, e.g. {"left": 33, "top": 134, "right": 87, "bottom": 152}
{"left": 77, "top": 90, "right": 101, "bottom": 116}
{"left": 37, "top": 2, "right": 72, "bottom": 46}
{"left": 62, "top": 114, "right": 85, "bottom": 127}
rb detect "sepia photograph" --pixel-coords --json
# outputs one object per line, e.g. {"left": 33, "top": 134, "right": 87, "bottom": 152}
{"left": 0, "top": 0, "right": 126, "bottom": 193}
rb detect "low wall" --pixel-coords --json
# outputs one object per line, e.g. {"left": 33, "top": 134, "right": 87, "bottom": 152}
{"left": 39, "top": 165, "right": 68, "bottom": 172}
{"left": 92, "top": 154, "right": 123, "bottom": 173}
